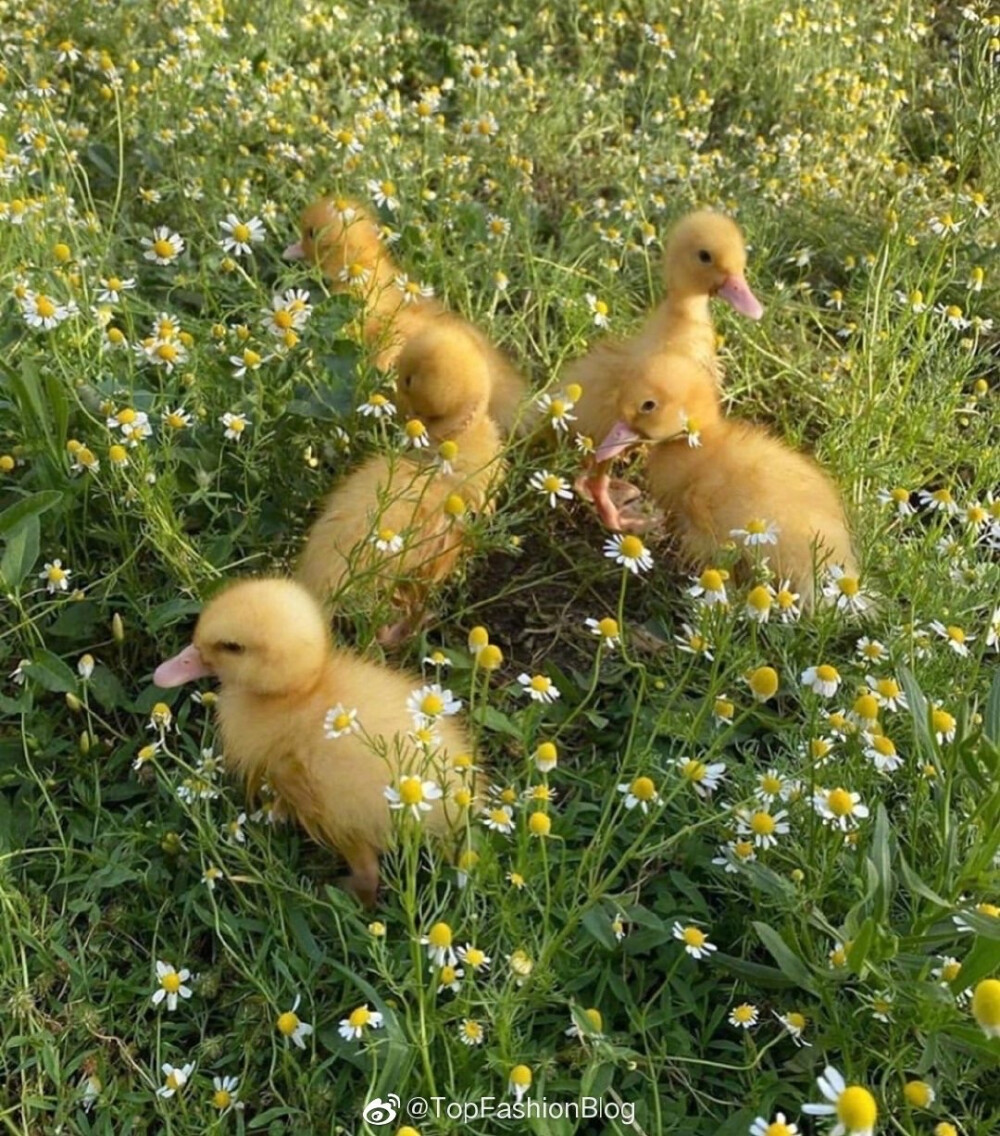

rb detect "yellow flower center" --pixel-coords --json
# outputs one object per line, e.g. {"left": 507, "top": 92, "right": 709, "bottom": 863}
{"left": 162, "top": 972, "right": 181, "bottom": 993}
{"left": 940, "top": 960, "right": 961, "bottom": 981}
{"left": 977, "top": 902, "right": 1000, "bottom": 918}
{"left": 827, "top": 788, "right": 855, "bottom": 816}
{"left": 903, "top": 1081, "right": 932, "bottom": 1108}
{"left": 478, "top": 645, "right": 503, "bottom": 669}
{"left": 891, "top": 487, "right": 909, "bottom": 502}
{"left": 227, "top": 417, "right": 246, "bottom": 433}
{"left": 630, "top": 776, "right": 656, "bottom": 800}
{"left": 428, "top": 922, "right": 452, "bottom": 948}
{"left": 107, "top": 327, "right": 125, "bottom": 344}
{"left": 583, "top": 1008, "right": 603, "bottom": 1031}
{"left": 276, "top": 1011, "right": 299, "bottom": 1036}
{"left": 439, "top": 439, "right": 459, "bottom": 461}
{"left": 457, "top": 848, "right": 478, "bottom": 870}
{"left": 597, "top": 617, "right": 618, "bottom": 638}
{"left": 853, "top": 694, "right": 879, "bottom": 720}
{"left": 212, "top": 1089, "right": 232, "bottom": 1109}
{"left": 509, "top": 1064, "right": 532, "bottom": 1087}
{"left": 746, "top": 518, "right": 766, "bottom": 533}
{"left": 378, "top": 528, "right": 398, "bottom": 545}
{"left": 750, "top": 811, "right": 776, "bottom": 835}
{"left": 876, "top": 678, "right": 900, "bottom": 698}
{"left": 747, "top": 585, "right": 772, "bottom": 611}
{"left": 932, "top": 708, "right": 955, "bottom": 734}
{"left": 731, "top": 1003, "right": 755, "bottom": 1022}
{"left": 348, "top": 1006, "right": 371, "bottom": 1029}
{"left": 542, "top": 474, "right": 562, "bottom": 492}
{"left": 837, "top": 576, "right": 860, "bottom": 596}
{"left": 535, "top": 742, "right": 557, "bottom": 765}
{"left": 468, "top": 626, "right": 489, "bottom": 649}
{"left": 733, "top": 839, "right": 754, "bottom": 859}
{"left": 715, "top": 698, "right": 734, "bottom": 720}
{"left": 816, "top": 664, "right": 839, "bottom": 682}
{"left": 232, "top": 223, "right": 251, "bottom": 243}
{"left": 593, "top": 299, "right": 608, "bottom": 316}
{"left": 440, "top": 965, "right": 458, "bottom": 984}
{"left": 109, "top": 444, "right": 128, "bottom": 464}
{"left": 764, "top": 1123, "right": 794, "bottom": 1136}
{"left": 157, "top": 343, "right": 178, "bottom": 362}
{"left": 973, "top": 978, "right": 1000, "bottom": 1027}
{"left": 465, "top": 947, "right": 486, "bottom": 967}
{"left": 420, "top": 693, "right": 444, "bottom": 716}
{"left": 785, "top": 1011, "right": 806, "bottom": 1030}
{"left": 36, "top": 295, "right": 57, "bottom": 318}
{"left": 405, "top": 418, "right": 427, "bottom": 438}
{"left": 749, "top": 666, "right": 778, "bottom": 698}
{"left": 836, "top": 1086, "right": 878, "bottom": 1129}
{"left": 398, "top": 777, "right": 424, "bottom": 806}
{"left": 619, "top": 535, "right": 645, "bottom": 560}
{"left": 153, "top": 238, "right": 175, "bottom": 258}
{"left": 549, "top": 399, "right": 566, "bottom": 417}
{"left": 369, "top": 393, "right": 387, "bottom": 406}
{"left": 811, "top": 738, "right": 832, "bottom": 759}
{"left": 530, "top": 675, "right": 551, "bottom": 693}
{"left": 871, "top": 735, "right": 895, "bottom": 756}
{"left": 453, "top": 787, "right": 472, "bottom": 808}
{"left": 761, "top": 773, "right": 782, "bottom": 794}
{"left": 680, "top": 760, "right": 706, "bottom": 783}
{"left": 682, "top": 926, "right": 706, "bottom": 948}
{"left": 946, "top": 625, "right": 965, "bottom": 643}
{"left": 47, "top": 565, "right": 67, "bottom": 583}
{"left": 700, "top": 568, "right": 723, "bottom": 591}
{"left": 565, "top": 383, "right": 582, "bottom": 402}
{"left": 166, "top": 1071, "right": 182, "bottom": 1091}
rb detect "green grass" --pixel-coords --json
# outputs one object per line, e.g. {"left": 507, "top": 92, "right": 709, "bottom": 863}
{"left": 2, "top": 1, "right": 1000, "bottom": 1133}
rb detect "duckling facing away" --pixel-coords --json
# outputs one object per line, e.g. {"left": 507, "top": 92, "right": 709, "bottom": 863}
{"left": 564, "top": 211, "right": 764, "bottom": 528}
{"left": 595, "top": 352, "right": 856, "bottom": 607}
{"left": 153, "top": 578, "right": 476, "bottom": 906}
{"left": 296, "top": 319, "right": 505, "bottom": 643}
{"left": 284, "top": 196, "right": 530, "bottom": 436}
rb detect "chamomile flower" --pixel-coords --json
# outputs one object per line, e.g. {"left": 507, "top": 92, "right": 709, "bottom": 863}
{"left": 728, "top": 1002, "right": 759, "bottom": 1029}
{"left": 211, "top": 1076, "right": 240, "bottom": 1113}
{"left": 677, "top": 757, "right": 726, "bottom": 797}
{"left": 801, "top": 664, "right": 842, "bottom": 698}
{"left": 813, "top": 786, "right": 869, "bottom": 831}
{"left": 712, "top": 839, "right": 756, "bottom": 872}
{"left": 676, "top": 623, "right": 714, "bottom": 659}
{"left": 672, "top": 922, "right": 717, "bottom": 960}
{"left": 437, "top": 963, "right": 464, "bottom": 993}
{"left": 856, "top": 637, "right": 888, "bottom": 663}
{"left": 517, "top": 673, "right": 560, "bottom": 703}
{"left": 971, "top": 978, "right": 1000, "bottom": 1038}
{"left": 746, "top": 666, "right": 779, "bottom": 703}
{"left": 586, "top": 616, "right": 620, "bottom": 649}
{"left": 864, "top": 733, "right": 903, "bottom": 774}
{"left": 535, "top": 392, "right": 577, "bottom": 432}
{"left": 482, "top": 805, "right": 515, "bottom": 835}
{"left": 848, "top": 692, "right": 880, "bottom": 731}
{"left": 509, "top": 1064, "right": 533, "bottom": 1103}
{"left": 917, "top": 486, "right": 958, "bottom": 514}
{"left": 358, "top": 392, "right": 396, "bottom": 419}
{"left": 157, "top": 1061, "right": 195, "bottom": 1098}
{"left": 162, "top": 406, "right": 193, "bottom": 430}
{"left": 902, "top": 1080, "right": 935, "bottom": 1109}
{"left": 373, "top": 527, "right": 404, "bottom": 553}
{"left": 775, "top": 581, "right": 802, "bottom": 622}
{"left": 802, "top": 1066, "right": 877, "bottom": 1136}
{"left": 421, "top": 922, "right": 457, "bottom": 966}
{"left": 22, "top": 291, "right": 77, "bottom": 329}
{"left": 220, "top": 412, "right": 249, "bottom": 441}
{"left": 456, "top": 944, "right": 491, "bottom": 972}
{"left": 712, "top": 695, "right": 735, "bottom": 725}
{"left": 750, "top": 1114, "right": 800, "bottom": 1136}
{"left": 39, "top": 559, "right": 72, "bottom": 593}
{"left": 219, "top": 214, "right": 265, "bottom": 256}
{"left": 152, "top": 961, "right": 192, "bottom": 1011}
{"left": 774, "top": 1010, "right": 810, "bottom": 1046}
{"left": 877, "top": 486, "right": 914, "bottom": 516}
{"left": 929, "top": 620, "right": 973, "bottom": 657}
{"left": 745, "top": 583, "right": 776, "bottom": 622}
{"left": 823, "top": 566, "right": 870, "bottom": 614}
{"left": 407, "top": 683, "right": 462, "bottom": 727}
{"left": 530, "top": 469, "right": 573, "bottom": 508}
{"left": 688, "top": 568, "right": 727, "bottom": 606}
{"left": 458, "top": 1019, "right": 486, "bottom": 1046}
{"left": 338, "top": 1004, "right": 384, "bottom": 1041}
{"left": 604, "top": 533, "right": 654, "bottom": 574}
{"left": 275, "top": 995, "right": 313, "bottom": 1049}
{"left": 865, "top": 675, "right": 907, "bottom": 711}
{"left": 229, "top": 348, "right": 265, "bottom": 378}
{"left": 730, "top": 519, "right": 779, "bottom": 547}
{"left": 97, "top": 275, "right": 135, "bottom": 303}
{"left": 617, "top": 776, "right": 661, "bottom": 813}
{"left": 142, "top": 226, "right": 185, "bottom": 265}
{"left": 931, "top": 705, "right": 957, "bottom": 744}
{"left": 737, "top": 807, "right": 790, "bottom": 849}
{"left": 385, "top": 776, "right": 443, "bottom": 819}
{"left": 585, "top": 293, "right": 610, "bottom": 327}
{"left": 533, "top": 741, "right": 558, "bottom": 772}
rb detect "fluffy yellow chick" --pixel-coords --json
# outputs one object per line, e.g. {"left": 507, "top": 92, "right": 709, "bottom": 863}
{"left": 565, "top": 211, "right": 763, "bottom": 524}
{"left": 153, "top": 578, "right": 477, "bottom": 906}
{"left": 284, "top": 195, "right": 530, "bottom": 435}
{"left": 296, "top": 319, "right": 505, "bottom": 642}
{"left": 595, "top": 352, "right": 856, "bottom": 606}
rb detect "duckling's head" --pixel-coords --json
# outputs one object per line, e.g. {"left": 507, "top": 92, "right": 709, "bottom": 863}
{"left": 594, "top": 352, "right": 721, "bottom": 461}
{"left": 154, "top": 579, "right": 329, "bottom": 697}
{"left": 395, "top": 320, "right": 491, "bottom": 439}
{"left": 662, "top": 211, "right": 764, "bottom": 319}
{"left": 283, "top": 196, "right": 386, "bottom": 282}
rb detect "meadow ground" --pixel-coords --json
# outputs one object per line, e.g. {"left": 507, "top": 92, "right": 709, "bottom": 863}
{"left": 2, "top": 0, "right": 1000, "bottom": 1133}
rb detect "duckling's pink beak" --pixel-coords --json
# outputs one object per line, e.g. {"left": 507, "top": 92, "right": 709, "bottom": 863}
{"left": 717, "top": 275, "right": 764, "bottom": 320}
{"left": 595, "top": 420, "right": 644, "bottom": 463}
{"left": 282, "top": 240, "right": 305, "bottom": 261}
{"left": 154, "top": 643, "right": 214, "bottom": 687}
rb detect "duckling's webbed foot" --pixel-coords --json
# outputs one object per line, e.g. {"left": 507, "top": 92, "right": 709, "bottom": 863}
{"left": 613, "top": 498, "right": 662, "bottom": 533}
{"left": 582, "top": 470, "right": 643, "bottom": 531}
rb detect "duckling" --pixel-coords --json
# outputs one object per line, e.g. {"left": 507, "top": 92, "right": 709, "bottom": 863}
{"left": 153, "top": 578, "right": 476, "bottom": 906}
{"left": 595, "top": 352, "right": 856, "bottom": 606}
{"left": 565, "top": 210, "right": 764, "bottom": 526}
{"left": 284, "top": 195, "right": 530, "bottom": 436}
{"left": 296, "top": 320, "right": 505, "bottom": 643}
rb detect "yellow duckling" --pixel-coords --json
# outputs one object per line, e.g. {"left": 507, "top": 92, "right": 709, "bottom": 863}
{"left": 285, "top": 195, "right": 529, "bottom": 436}
{"left": 153, "top": 578, "right": 477, "bottom": 906}
{"left": 595, "top": 351, "right": 856, "bottom": 607}
{"left": 296, "top": 319, "right": 505, "bottom": 643}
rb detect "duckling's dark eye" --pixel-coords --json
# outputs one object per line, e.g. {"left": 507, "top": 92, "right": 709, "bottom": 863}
{"left": 639, "top": 399, "right": 658, "bottom": 414}
{"left": 218, "top": 641, "right": 245, "bottom": 654}
{"left": 697, "top": 249, "right": 712, "bottom": 264}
